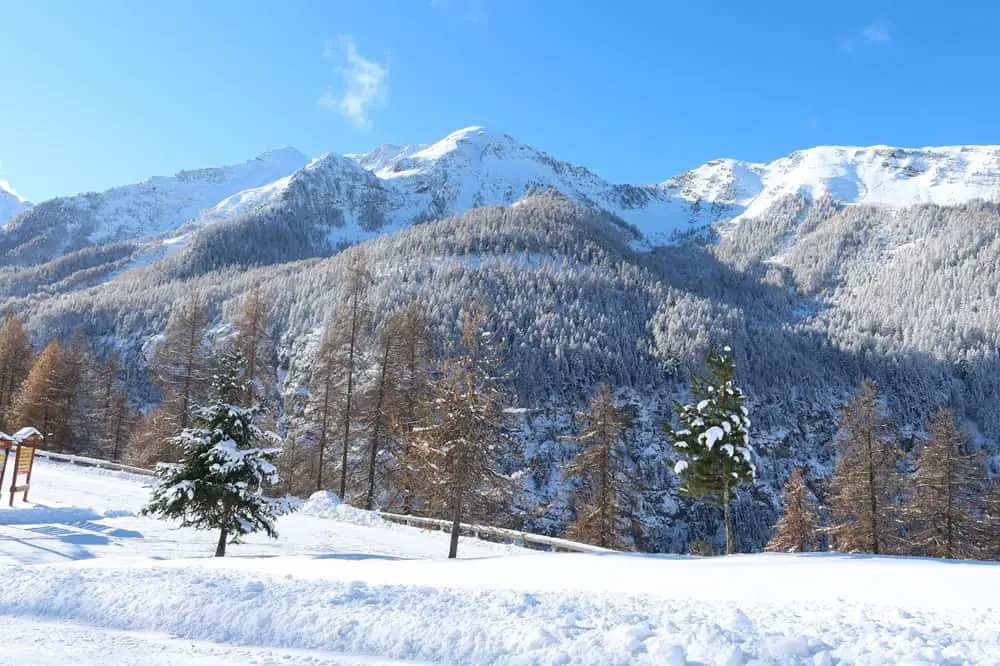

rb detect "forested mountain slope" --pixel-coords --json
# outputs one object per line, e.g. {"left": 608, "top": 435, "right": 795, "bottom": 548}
{"left": 13, "top": 193, "right": 1000, "bottom": 550}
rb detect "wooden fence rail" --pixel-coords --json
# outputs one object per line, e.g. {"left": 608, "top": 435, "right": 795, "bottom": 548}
{"left": 29, "top": 448, "right": 157, "bottom": 477}
{"left": 377, "top": 511, "right": 609, "bottom": 553}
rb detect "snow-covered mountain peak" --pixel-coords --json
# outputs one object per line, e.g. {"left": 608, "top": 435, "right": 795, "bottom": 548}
{"left": 0, "top": 179, "right": 28, "bottom": 225}
{"left": 661, "top": 158, "right": 764, "bottom": 206}
{"left": 0, "top": 149, "right": 309, "bottom": 263}
{"left": 347, "top": 143, "right": 425, "bottom": 176}
{"left": 410, "top": 126, "right": 511, "bottom": 160}
{"left": 364, "top": 126, "right": 549, "bottom": 182}
{"left": 0, "top": 179, "right": 25, "bottom": 202}
{"left": 663, "top": 144, "right": 1000, "bottom": 227}
{"left": 252, "top": 146, "right": 309, "bottom": 167}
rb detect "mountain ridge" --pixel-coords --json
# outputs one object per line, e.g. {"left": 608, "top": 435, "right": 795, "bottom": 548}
{"left": 6, "top": 129, "right": 1000, "bottom": 269}
{"left": 0, "top": 147, "right": 309, "bottom": 265}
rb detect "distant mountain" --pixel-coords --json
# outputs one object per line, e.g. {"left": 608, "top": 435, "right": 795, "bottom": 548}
{"left": 0, "top": 179, "right": 27, "bottom": 225}
{"left": 346, "top": 126, "right": 725, "bottom": 242}
{"left": 181, "top": 131, "right": 1000, "bottom": 259}
{"left": 666, "top": 144, "right": 1000, "bottom": 227}
{"left": 177, "top": 126, "right": 723, "bottom": 252}
{"left": 9, "top": 128, "right": 1000, "bottom": 275}
{"left": 0, "top": 147, "right": 308, "bottom": 265}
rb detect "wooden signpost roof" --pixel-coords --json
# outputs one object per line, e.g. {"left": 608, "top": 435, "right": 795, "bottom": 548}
{"left": 11, "top": 427, "right": 42, "bottom": 443}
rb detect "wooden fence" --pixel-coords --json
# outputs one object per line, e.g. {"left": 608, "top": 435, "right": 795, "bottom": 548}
{"left": 30, "top": 448, "right": 156, "bottom": 477}
{"left": 378, "top": 511, "right": 609, "bottom": 553}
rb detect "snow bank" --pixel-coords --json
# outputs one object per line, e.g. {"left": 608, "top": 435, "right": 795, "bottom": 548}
{"left": 0, "top": 553, "right": 997, "bottom": 665}
{"left": 300, "top": 491, "right": 389, "bottom": 528}
{"left": 6, "top": 459, "right": 1000, "bottom": 664}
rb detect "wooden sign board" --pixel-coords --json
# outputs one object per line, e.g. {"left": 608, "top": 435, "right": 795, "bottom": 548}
{"left": 15, "top": 446, "right": 33, "bottom": 474}
{"left": 9, "top": 430, "right": 42, "bottom": 506}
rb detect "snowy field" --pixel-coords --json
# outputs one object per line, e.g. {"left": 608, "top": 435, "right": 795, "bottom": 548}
{"left": 0, "top": 460, "right": 997, "bottom": 665}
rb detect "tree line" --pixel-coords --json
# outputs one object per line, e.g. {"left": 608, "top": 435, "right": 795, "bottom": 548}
{"left": 5, "top": 282, "right": 1000, "bottom": 560}
{"left": 3, "top": 234, "right": 1000, "bottom": 559}
{"left": 766, "top": 379, "right": 1000, "bottom": 559}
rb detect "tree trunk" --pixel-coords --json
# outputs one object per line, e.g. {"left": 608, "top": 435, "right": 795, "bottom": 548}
{"left": 365, "top": 339, "right": 391, "bottom": 511}
{"left": 867, "top": 434, "right": 879, "bottom": 555}
{"left": 180, "top": 326, "right": 197, "bottom": 431}
{"left": 339, "top": 292, "right": 359, "bottom": 500}
{"left": 448, "top": 488, "right": 464, "bottom": 559}
{"left": 315, "top": 378, "right": 331, "bottom": 492}
{"left": 723, "top": 475, "right": 734, "bottom": 555}
{"left": 945, "top": 446, "right": 954, "bottom": 559}
{"left": 215, "top": 526, "right": 228, "bottom": 557}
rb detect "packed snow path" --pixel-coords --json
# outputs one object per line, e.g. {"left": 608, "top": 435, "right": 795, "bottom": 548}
{"left": 0, "top": 460, "right": 998, "bottom": 665}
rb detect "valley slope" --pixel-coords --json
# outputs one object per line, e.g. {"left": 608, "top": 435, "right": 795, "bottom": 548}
{"left": 4, "top": 130, "right": 1000, "bottom": 551}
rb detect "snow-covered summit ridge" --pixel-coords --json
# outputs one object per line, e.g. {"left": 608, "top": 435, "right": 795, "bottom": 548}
{"left": 9, "top": 131, "right": 1000, "bottom": 264}
{"left": 345, "top": 129, "right": 1000, "bottom": 243}
{"left": 0, "top": 179, "right": 27, "bottom": 225}
{"left": 0, "top": 147, "right": 310, "bottom": 255}
{"left": 339, "top": 125, "right": 719, "bottom": 243}
{"left": 0, "top": 179, "right": 25, "bottom": 202}
{"left": 662, "top": 144, "right": 1000, "bottom": 222}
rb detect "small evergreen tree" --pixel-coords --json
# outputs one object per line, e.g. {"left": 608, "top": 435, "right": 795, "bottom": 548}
{"left": 233, "top": 282, "right": 273, "bottom": 406}
{"left": 0, "top": 313, "right": 33, "bottom": 432}
{"left": 766, "top": 467, "right": 820, "bottom": 552}
{"left": 15, "top": 339, "right": 69, "bottom": 449}
{"left": 903, "top": 409, "right": 986, "bottom": 559}
{"left": 827, "top": 379, "right": 902, "bottom": 555}
{"left": 404, "top": 304, "right": 515, "bottom": 559}
{"left": 563, "top": 385, "right": 632, "bottom": 549}
{"left": 668, "top": 346, "right": 755, "bottom": 555}
{"left": 143, "top": 350, "right": 296, "bottom": 556}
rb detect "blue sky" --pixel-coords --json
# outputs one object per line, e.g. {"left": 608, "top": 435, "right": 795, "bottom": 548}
{"left": 1, "top": 0, "right": 998, "bottom": 202}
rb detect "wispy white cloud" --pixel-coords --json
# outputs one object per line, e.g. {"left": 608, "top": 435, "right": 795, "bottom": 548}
{"left": 319, "top": 36, "right": 389, "bottom": 131}
{"left": 840, "top": 20, "right": 892, "bottom": 53}
{"left": 861, "top": 21, "right": 891, "bottom": 46}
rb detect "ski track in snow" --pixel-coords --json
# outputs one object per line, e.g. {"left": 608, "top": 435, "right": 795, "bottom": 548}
{"left": 0, "top": 459, "right": 997, "bottom": 665}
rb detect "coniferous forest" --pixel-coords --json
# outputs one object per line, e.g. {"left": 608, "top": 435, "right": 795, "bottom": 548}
{"left": 4, "top": 194, "right": 1000, "bottom": 557}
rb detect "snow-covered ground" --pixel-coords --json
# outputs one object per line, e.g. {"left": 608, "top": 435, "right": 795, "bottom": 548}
{"left": 0, "top": 459, "right": 998, "bottom": 665}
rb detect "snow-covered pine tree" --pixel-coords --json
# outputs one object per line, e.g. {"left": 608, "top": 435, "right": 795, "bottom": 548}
{"left": 668, "top": 346, "right": 755, "bottom": 555}
{"left": 143, "top": 349, "right": 296, "bottom": 556}
{"left": 765, "top": 467, "right": 821, "bottom": 552}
